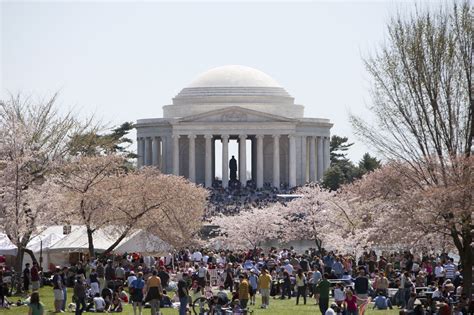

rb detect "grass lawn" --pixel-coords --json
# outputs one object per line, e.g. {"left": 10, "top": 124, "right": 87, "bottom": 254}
{"left": 2, "top": 287, "right": 400, "bottom": 315}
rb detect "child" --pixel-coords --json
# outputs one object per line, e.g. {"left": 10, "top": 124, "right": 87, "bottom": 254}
{"left": 334, "top": 283, "right": 346, "bottom": 309}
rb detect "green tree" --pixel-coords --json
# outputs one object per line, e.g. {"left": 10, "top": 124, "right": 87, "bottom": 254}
{"left": 358, "top": 153, "right": 381, "bottom": 174}
{"left": 322, "top": 135, "right": 365, "bottom": 190}
{"left": 329, "top": 135, "right": 354, "bottom": 163}
{"left": 68, "top": 122, "right": 136, "bottom": 159}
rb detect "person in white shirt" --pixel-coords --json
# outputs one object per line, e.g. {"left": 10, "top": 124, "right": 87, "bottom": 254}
{"left": 333, "top": 283, "right": 346, "bottom": 308}
{"left": 197, "top": 263, "right": 208, "bottom": 292}
{"left": 127, "top": 271, "right": 137, "bottom": 289}
{"left": 93, "top": 293, "right": 106, "bottom": 312}
{"left": 192, "top": 251, "right": 202, "bottom": 262}
{"left": 434, "top": 262, "right": 445, "bottom": 284}
{"left": 325, "top": 303, "right": 339, "bottom": 315}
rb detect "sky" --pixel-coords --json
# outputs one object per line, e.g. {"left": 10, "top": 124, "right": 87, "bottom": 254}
{"left": 1, "top": 0, "right": 441, "bottom": 172}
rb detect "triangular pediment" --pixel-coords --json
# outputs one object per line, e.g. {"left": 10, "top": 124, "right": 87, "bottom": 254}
{"left": 177, "top": 106, "right": 296, "bottom": 123}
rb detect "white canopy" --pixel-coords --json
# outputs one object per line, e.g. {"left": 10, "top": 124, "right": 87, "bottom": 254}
{"left": 115, "top": 230, "right": 172, "bottom": 255}
{"left": 0, "top": 234, "right": 17, "bottom": 256}
{"left": 48, "top": 226, "right": 131, "bottom": 253}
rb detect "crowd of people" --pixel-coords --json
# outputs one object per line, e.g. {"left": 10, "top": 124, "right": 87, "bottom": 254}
{"left": 204, "top": 180, "right": 292, "bottom": 220}
{"left": 2, "top": 246, "right": 472, "bottom": 315}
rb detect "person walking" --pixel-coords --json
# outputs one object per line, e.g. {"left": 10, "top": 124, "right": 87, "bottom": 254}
{"left": 295, "top": 269, "right": 307, "bottom": 305}
{"left": 316, "top": 273, "right": 331, "bottom": 314}
{"left": 144, "top": 270, "right": 162, "bottom": 315}
{"left": 257, "top": 268, "right": 272, "bottom": 309}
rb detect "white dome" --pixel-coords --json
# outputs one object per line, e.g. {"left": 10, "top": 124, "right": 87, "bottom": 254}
{"left": 187, "top": 65, "right": 282, "bottom": 88}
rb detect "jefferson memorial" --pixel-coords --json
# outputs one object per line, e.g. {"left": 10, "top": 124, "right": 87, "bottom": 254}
{"left": 136, "top": 65, "right": 332, "bottom": 188}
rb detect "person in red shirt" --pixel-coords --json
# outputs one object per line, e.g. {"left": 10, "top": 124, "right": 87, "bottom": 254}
{"left": 344, "top": 289, "right": 358, "bottom": 315}
{"left": 31, "top": 262, "right": 40, "bottom": 291}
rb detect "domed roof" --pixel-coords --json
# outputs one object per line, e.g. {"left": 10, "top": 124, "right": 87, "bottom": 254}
{"left": 187, "top": 65, "right": 282, "bottom": 88}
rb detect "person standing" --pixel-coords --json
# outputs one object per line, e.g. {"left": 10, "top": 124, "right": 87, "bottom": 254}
{"left": 312, "top": 268, "right": 322, "bottom": 304}
{"left": 248, "top": 269, "right": 258, "bottom": 305}
{"left": 28, "top": 291, "right": 44, "bottom": 315}
{"left": 60, "top": 267, "right": 68, "bottom": 311}
{"left": 74, "top": 277, "right": 87, "bottom": 315}
{"left": 131, "top": 272, "right": 145, "bottom": 315}
{"left": 295, "top": 269, "right": 307, "bottom": 305}
{"left": 144, "top": 270, "right": 162, "bottom": 315}
{"left": 30, "top": 262, "right": 40, "bottom": 291}
{"left": 354, "top": 268, "right": 369, "bottom": 307}
{"left": 23, "top": 263, "right": 31, "bottom": 292}
{"left": 157, "top": 266, "right": 170, "bottom": 289}
{"left": 52, "top": 268, "right": 64, "bottom": 313}
{"left": 238, "top": 274, "right": 250, "bottom": 309}
{"left": 316, "top": 273, "right": 331, "bottom": 314}
{"left": 96, "top": 261, "right": 105, "bottom": 291}
{"left": 258, "top": 268, "right": 272, "bottom": 309}
{"left": 177, "top": 274, "right": 189, "bottom": 315}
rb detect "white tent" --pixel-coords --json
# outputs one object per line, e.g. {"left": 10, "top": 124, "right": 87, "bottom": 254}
{"left": 23, "top": 226, "right": 69, "bottom": 270}
{"left": 115, "top": 230, "right": 172, "bottom": 255}
{"left": 49, "top": 226, "right": 129, "bottom": 253}
{"left": 0, "top": 234, "right": 17, "bottom": 256}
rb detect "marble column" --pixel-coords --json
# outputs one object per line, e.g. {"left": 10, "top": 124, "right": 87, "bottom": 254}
{"left": 256, "top": 135, "right": 264, "bottom": 188}
{"left": 309, "top": 136, "right": 316, "bottom": 182}
{"left": 221, "top": 135, "right": 229, "bottom": 188}
{"left": 239, "top": 134, "right": 247, "bottom": 186}
{"left": 289, "top": 135, "right": 296, "bottom": 187}
{"left": 145, "top": 137, "right": 152, "bottom": 166}
{"left": 188, "top": 135, "right": 196, "bottom": 182}
{"left": 161, "top": 136, "right": 168, "bottom": 172}
{"left": 204, "top": 135, "right": 212, "bottom": 187}
{"left": 152, "top": 137, "right": 160, "bottom": 167}
{"left": 324, "top": 136, "right": 330, "bottom": 171}
{"left": 301, "top": 136, "right": 308, "bottom": 183}
{"left": 317, "top": 136, "right": 324, "bottom": 181}
{"left": 273, "top": 135, "right": 280, "bottom": 188}
{"left": 172, "top": 135, "right": 180, "bottom": 175}
{"left": 137, "top": 137, "right": 144, "bottom": 168}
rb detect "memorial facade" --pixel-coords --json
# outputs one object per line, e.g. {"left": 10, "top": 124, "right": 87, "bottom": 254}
{"left": 136, "top": 65, "right": 332, "bottom": 188}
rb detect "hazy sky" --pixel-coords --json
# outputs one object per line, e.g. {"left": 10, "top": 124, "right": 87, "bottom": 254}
{"left": 1, "top": 1, "right": 440, "bottom": 167}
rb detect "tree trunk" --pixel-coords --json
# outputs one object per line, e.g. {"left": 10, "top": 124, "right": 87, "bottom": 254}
{"left": 87, "top": 227, "right": 95, "bottom": 258}
{"left": 14, "top": 247, "right": 25, "bottom": 294}
{"left": 459, "top": 240, "right": 473, "bottom": 301}
{"left": 315, "top": 238, "right": 325, "bottom": 255}
{"left": 24, "top": 248, "right": 38, "bottom": 265}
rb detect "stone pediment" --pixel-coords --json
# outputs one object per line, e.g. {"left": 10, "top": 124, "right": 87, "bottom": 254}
{"left": 177, "top": 106, "right": 296, "bottom": 123}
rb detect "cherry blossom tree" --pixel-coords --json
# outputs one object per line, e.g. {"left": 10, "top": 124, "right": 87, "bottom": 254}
{"left": 54, "top": 155, "right": 126, "bottom": 257}
{"left": 0, "top": 94, "right": 83, "bottom": 273}
{"left": 273, "top": 186, "right": 336, "bottom": 253}
{"left": 210, "top": 206, "right": 283, "bottom": 250}
{"left": 350, "top": 1, "right": 473, "bottom": 298}
{"left": 340, "top": 159, "right": 473, "bottom": 296}
{"left": 103, "top": 167, "right": 208, "bottom": 252}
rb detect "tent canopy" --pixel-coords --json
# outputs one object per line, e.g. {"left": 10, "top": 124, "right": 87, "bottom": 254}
{"left": 115, "top": 230, "right": 172, "bottom": 255}
{"left": 0, "top": 234, "right": 17, "bottom": 256}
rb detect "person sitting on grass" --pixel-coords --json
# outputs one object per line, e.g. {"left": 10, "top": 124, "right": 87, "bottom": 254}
{"left": 373, "top": 291, "right": 393, "bottom": 310}
{"left": 160, "top": 290, "right": 172, "bottom": 308}
{"left": 28, "top": 292, "right": 44, "bottom": 315}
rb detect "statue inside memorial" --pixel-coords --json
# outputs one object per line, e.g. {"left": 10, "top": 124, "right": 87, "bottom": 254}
{"left": 229, "top": 155, "right": 237, "bottom": 181}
